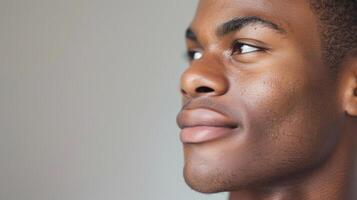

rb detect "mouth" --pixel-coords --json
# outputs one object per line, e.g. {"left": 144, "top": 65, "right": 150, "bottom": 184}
{"left": 177, "top": 108, "right": 239, "bottom": 144}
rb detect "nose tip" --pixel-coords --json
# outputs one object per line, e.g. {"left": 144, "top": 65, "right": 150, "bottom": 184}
{"left": 180, "top": 68, "right": 228, "bottom": 98}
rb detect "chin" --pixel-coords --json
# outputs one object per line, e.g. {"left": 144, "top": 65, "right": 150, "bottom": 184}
{"left": 182, "top": 155, "right": 303, "bottom": 194}
{"left": 181, "top": 142, "right": 261, "bottom": 193}
{"left": 183, "top": 163, "right": 243, "bottom": 193}
{"left": 183, "top": 165, "right": 225, "bottom": 193}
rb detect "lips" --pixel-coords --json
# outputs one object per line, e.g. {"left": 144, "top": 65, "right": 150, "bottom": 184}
{"left": 176, "top": 108, "right": 238, "bottom": 143}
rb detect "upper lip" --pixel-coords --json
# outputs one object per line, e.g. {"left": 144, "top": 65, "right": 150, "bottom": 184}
{"left": 176, "top": 108, "right": 238, "bottom": 129}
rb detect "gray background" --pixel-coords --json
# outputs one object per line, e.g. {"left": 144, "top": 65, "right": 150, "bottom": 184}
{"left": 0, "top": 0, "right": 228, "bottom": 199}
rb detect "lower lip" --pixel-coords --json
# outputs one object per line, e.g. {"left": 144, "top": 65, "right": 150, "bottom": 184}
{"left": 180, "top": 126, "right": 235, "bottom": 143}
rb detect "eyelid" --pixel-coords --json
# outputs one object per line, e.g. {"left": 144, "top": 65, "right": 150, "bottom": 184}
{"left": 231, "top": 40, "right": 268, "bottom": 55}
{"left": 185, "top": 39, "right": 270, "bottom": 61}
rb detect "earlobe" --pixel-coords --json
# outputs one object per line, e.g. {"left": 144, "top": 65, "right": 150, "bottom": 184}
{"left": 342, "top": 58, "right": 357, "bottom": 117}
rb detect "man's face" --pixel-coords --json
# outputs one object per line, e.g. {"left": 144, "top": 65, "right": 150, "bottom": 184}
{"left": 177, "top": 0, "right": 345, "bottom": 193}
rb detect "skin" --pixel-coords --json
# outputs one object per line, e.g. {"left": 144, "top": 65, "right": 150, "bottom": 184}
{"left": 176, "top": 0, "right": 357, "bottom": 199}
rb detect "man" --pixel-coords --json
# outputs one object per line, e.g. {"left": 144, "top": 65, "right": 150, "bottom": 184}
{"left": 176, "top": 0, "right": 357, "bottom": 199}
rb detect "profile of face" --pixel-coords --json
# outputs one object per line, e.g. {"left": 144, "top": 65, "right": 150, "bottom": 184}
{"left": 176, "top": 0, "right": 350, "bottom": 193}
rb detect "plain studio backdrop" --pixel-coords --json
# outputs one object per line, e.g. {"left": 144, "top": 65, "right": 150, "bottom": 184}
{"left": 0, "top": 0, "right": 228, "bottom": 200}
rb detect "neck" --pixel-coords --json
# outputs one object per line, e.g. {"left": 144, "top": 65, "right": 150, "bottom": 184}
{"left": 229, "top": 131, "right": 356, "bottom": 200}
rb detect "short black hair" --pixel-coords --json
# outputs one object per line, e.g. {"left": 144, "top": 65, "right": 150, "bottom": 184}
{"left": 309, "top": 0, "right": 357, "bottom": 70}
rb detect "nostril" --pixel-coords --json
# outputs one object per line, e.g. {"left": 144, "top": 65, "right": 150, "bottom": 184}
{"left": 195, "top": 86, "right": 214, "bottom": 93}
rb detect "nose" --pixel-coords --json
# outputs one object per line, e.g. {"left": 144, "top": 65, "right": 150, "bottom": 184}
{"left": 180, "top": 57, "right": 229, "bottom": 98}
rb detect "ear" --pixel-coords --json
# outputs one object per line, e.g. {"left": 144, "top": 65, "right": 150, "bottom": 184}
{"left": 341, "top": 56, "right": 357, "bottom": 117}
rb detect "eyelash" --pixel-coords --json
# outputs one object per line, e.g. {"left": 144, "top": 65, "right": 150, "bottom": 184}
{"left": 231, "top": 41, "right": 265, "bottom": 55}
{"left": 186, "top": 41, "right": 265, "bottom": 61}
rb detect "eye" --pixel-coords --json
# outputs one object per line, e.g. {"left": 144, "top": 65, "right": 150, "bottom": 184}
{"left": 186, "top": 50, "right": 203, "bottom": 61}
{"left": 231, "top": 41, "right": 263, "bottom": 55}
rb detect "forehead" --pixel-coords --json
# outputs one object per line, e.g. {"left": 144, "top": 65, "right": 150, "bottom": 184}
{"left": 191, "top": 0, "right": 319, "bottom": 42}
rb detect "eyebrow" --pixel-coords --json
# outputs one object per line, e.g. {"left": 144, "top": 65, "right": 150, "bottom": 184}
{"left": 185, "top": 16, "right": 286, "bottom": 41}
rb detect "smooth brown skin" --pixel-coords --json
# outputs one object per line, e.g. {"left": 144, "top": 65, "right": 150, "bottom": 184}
{"left": 177, "top": 0, "right": 357, "bottom": 200}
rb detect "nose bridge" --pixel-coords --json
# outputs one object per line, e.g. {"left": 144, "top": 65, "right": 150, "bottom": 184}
{"left": 180, "top": 54, "right": 229, "bottom": 98}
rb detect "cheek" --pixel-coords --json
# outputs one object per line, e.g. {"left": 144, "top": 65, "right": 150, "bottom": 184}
{"left": 239, "top": 71, "right": 302, "bottom": 129}
{"left": 235, "top": 69, "right": 340, "bottom": 169}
